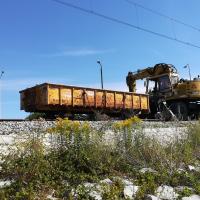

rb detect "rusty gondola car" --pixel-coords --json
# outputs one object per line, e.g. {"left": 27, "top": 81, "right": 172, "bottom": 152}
{"left": 20, "top": 83, "right": 149, "bottom": 119}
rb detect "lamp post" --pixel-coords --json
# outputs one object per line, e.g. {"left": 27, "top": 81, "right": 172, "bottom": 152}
{"left": 0, "top": 71, "right": 4, "bottom": 119}
{"left": 0, "top": 71, "right": 4, "bottom": 79}
{"left": 97, "top": 60, "right": 104, "bottom": 90}
{"left": 184, "top": 64, "right": 191, "bottom": 81}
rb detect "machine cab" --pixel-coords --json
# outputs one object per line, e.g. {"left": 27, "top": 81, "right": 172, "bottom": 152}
{"left": 146, "top": 74, "right": 176, "bottom": 95}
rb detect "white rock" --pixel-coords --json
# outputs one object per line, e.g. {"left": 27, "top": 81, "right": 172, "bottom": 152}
{"left": 124, "top": 185, "right": 139, "bottom": 199}
{"left": 121, "top": 179, "right": 134, "bottom": 186}
{"left": 46, "top": 195, "right": 59, "bottom": 200}
{"left": 140, "top": 168, "right": 157, "bottom": 174}
{"left": 156, "top": 185, "right": 178, "bottom": 200}
{"left": 89, "top": 190, "right": 102, "bottom": 200}
{"left": 182, "top": 195, "right": 200, "bottom": 200}
{"left": 188, "top": 165, "right": 200, "bottom": 172}
{"left": 0, "top": 180, "right": 13, "bottom": 188}
{"left": 146, "top": 194, "right": 161, "bottom": 200}
{"left": 83, "top": 182, "right": 95, "bottom": 188}
{"left": 124, "top": 185, "right": 134, "bottom": 199}
{"left": 188, "top": 165, "right": 196, "bottom": 171}
{"left": 81, "top": 182, "right": 102, "bottom": 200}
{"left": 112, "top": 178, "right": 139, "bottom": 199}
{"left": 100, "top": 178, "right": 112, "bottom": 185}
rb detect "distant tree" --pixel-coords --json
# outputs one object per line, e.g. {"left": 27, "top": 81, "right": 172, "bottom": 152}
{"left": 25, "top": 112, "right": 46, "bottom": 120}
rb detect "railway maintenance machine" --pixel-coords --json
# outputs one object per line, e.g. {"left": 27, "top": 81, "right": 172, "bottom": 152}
{"left": 126, "top": 63, "right": 200, "bottom": 120}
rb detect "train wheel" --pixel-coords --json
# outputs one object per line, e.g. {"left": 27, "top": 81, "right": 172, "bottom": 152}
{"left": 170, "top": 102, "right": 188, "bottom": 121}
{"left": 89, "top": 111, "right": 110, "bottom": 121}
{"left": 121, "top": 109, "right": 135, "bottom": 119}
{"left": 195, "top": 112, "right": 200, "bottom": 120}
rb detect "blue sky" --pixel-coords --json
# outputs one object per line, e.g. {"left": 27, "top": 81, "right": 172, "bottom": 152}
{"left": 1, "top": 0, "right": 200, "bottom": 118}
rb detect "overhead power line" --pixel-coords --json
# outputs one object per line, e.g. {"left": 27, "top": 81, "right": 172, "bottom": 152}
{"left": 124, "top": 0, "right": 200, "bottom": 32}
{"left": 50, "top": 0, "right": 200, "bottom": 49}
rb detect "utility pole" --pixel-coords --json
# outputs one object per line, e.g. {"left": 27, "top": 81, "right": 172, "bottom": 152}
{"left": 97, "top": 60, "right": 104, "bottom": 90}
{"left": 184, "top": 64, "right": 191, "bottom": 81}
{"left": 0, "top": 71, "right": 4, "bottom": 119}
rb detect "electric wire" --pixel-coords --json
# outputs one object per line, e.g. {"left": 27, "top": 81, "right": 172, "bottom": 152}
{"left": 124, "top": 0, "right": 200, "bottom": 32}
{"left": 134, "top": 3, "right": 140, "bottom": 27}
{"left": 171, "top": 20, "right": 177, "bottom": 40}
{"left": 50, "top": 0, "right": 200, "bottom": 49}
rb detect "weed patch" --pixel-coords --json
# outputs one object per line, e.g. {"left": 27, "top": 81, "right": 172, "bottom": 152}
{"left": 0, "top": 118, "right": 199, "bottom": 199}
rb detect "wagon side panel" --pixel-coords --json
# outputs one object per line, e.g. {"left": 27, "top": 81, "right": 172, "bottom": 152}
{"left": 132, "top": 95, "right": 141, "bottom": 110}
{"left": 140, "top": 95, "right": 149, "bottom": 110}
{"left": 115, "top": 93, "right": 124, "bottom": 108}
{"left": 48, "top": 86, "right": 59, "bottom": 105}
{"left": 106, "top": 92, "right": 115, "bottom": 108}
{"left": 60, "top": 88, "right": 72, "bottom": 106}
{"left": 125, "top": 94, "right": 132, "bottom": 109}
{"left": 85, "top": 90, "right": 95, "bottom": 107}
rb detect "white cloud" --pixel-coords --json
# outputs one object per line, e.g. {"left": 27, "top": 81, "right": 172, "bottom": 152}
{"left": 1, "top": 79, "right": 40, "bottom": 91}
{"left": 40, "top": 48, "right": 116, "bottom": 57}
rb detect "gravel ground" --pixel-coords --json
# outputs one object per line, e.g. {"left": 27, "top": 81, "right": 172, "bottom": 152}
{"left": 0, "top": 120, "right": 196, "bottom": 155}
{"left": 0, "top": 120, "right": 195, "bottom": 135}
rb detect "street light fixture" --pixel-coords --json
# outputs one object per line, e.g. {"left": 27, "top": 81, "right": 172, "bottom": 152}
{"left": 184, "top": 64, "right": 191, "bottom": 81}
{"left": 0, "top": 71, "right": 4, "bottom": 79}
{"left": 97, "top": 60, "right": 104, "bottom": 90}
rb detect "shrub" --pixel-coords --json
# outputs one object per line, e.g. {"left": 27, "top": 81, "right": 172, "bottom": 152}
{"left": 25, "top": 112, "right": 46, "bottom": 120}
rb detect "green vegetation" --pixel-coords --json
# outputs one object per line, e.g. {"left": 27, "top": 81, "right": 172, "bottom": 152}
{"left": 25, "top": 112, "right": 46, "bottom": 120}
{"left": 0, "top": 118, "right": 199, "bottom": 199}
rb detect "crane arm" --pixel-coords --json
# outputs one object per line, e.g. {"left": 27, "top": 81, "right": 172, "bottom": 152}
{"left": 126, "top": 63, "right": 177, "bottom": 92}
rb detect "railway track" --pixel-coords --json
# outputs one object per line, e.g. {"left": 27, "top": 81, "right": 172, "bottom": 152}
{"left": 0, "top": 119, "right": 27, "bottom": 122}
{"left": 0, "top": 118, "right": 197, "bottom": 123}
{"left": 0, "top": 119, "right": 118, "bottom": 122}
{"left": 0, "top": 119, "right": 54, "bottom": 122}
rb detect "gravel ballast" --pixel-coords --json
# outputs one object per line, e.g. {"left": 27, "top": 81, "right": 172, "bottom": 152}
{"left": 0, "top": 120, "right": 195, "bottom": 155}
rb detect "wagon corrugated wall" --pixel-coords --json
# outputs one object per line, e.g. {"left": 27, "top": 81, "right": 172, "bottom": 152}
{"left": 20, "top": 83, "right": 149, "bottom": 118}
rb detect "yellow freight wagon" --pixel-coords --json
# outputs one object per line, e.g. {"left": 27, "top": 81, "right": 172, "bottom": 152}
{"left": 20, "top": 83, "right": 149, "bottom": 119}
